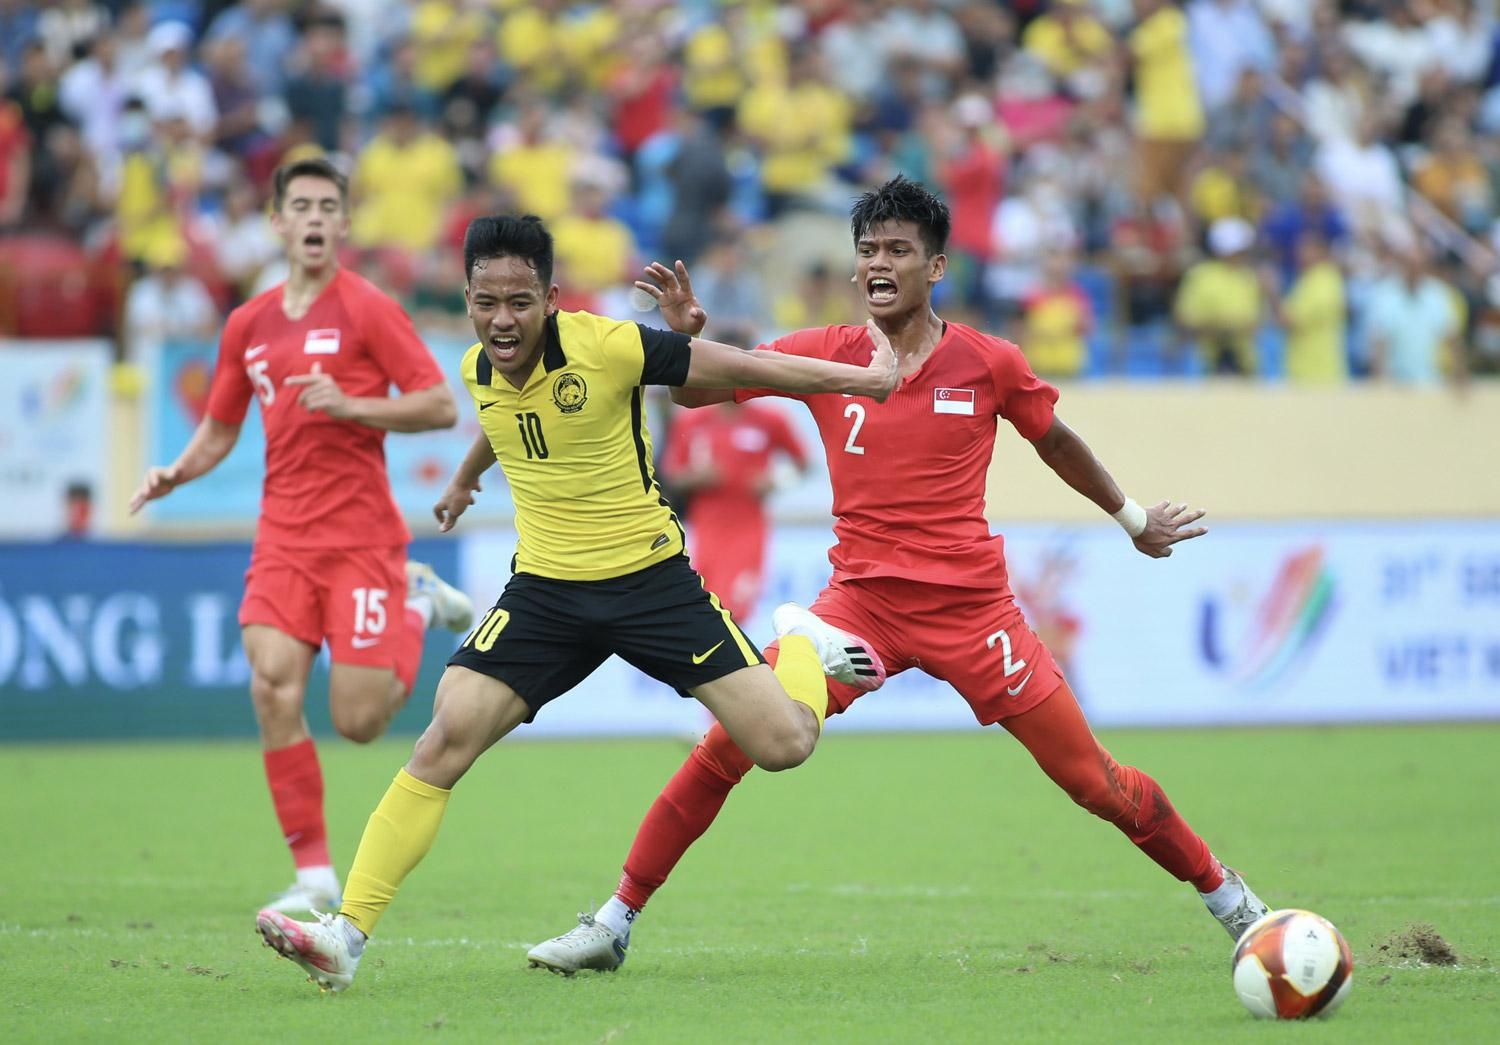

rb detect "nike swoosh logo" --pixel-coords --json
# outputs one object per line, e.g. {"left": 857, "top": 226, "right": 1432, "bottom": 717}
{"left": 351, "top": 636, "right": 381, "bottom": 649}
{"left": 1006, "top": 670, "right": 1034, "bottom": 697}
{"left": 245, "top": 344, "right": 268, "bottom": 359}
{"left": 692, "top": 640, "right": 725, "bottom": 665}
{"left": 478, "top": 400, "right": 499, "bottom": 411}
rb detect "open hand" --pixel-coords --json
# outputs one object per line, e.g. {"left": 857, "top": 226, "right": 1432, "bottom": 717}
{"left": 1133, "top": 501, "right": 1208, "bottom": 558}
{"left": 636, "top": 261, "right": 708, "bottom": 336}
{"left": 284, "top": 363, "right": 351, "bottom": 418}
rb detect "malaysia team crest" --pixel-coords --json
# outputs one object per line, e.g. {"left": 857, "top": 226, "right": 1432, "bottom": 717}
{"left": 551, "top": 372, "right": 587, "bottom": 413}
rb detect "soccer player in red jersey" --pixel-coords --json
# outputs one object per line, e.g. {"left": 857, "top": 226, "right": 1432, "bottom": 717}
{"left": 129, "top": 157, "right": 475, "bottom": 914}
{"left": 526, "top": 176, "right": 1271, "bottom": 973}
{"left": 661, "top": 391, "right": 809, "bottom": 622}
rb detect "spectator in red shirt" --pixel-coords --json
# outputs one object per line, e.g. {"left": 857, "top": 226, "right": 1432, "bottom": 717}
{"left": 662, "top": 348, "right": 810, "bottom": 622}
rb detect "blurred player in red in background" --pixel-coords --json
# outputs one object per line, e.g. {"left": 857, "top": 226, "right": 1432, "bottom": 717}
{"left": 661, "top": 335, "right": 809, "bottom": 623}
{"left": 129, "top": 157, "right": 474, "bottom": 914}
{"left": 527, "top": 176, "right": 1272, "bottom": 974}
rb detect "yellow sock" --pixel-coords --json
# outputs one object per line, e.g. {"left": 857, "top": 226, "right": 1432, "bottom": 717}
{"left": 773, "top": 634, "right": 827, "bottom": 732}
{"left": 338, "top": 768, "right": 451, "bottom": 937}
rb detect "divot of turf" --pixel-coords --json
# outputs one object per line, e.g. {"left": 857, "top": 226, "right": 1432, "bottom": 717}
{"left": 1369, "top": 923, "right": 1460, "bottom": 967}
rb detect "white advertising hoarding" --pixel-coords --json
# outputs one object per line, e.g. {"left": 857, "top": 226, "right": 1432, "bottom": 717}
{"left": 0, "top": 340, "right": 111, "bottom": 538}
{"left": 455, "top": 519, "right": 1500, "bottom": 736}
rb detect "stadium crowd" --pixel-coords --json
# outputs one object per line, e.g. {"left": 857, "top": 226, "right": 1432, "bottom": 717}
{"left": 2, "top": 0, "right": 1499, "bottom": 383}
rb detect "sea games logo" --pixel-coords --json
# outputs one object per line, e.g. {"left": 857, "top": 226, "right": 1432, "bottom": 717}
{"left": 1199, "top": 545, "right": 1337, "bottom": 689}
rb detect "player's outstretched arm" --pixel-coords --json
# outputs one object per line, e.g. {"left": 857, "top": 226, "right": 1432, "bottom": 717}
{"left": 643, "top": 260, "right": 729, "bottom": 408}
{"left": 433, "top": 433, "right": 498, "bottom": 533}
{"left": 668, "top": 384, "right": 734, "bottom": 408}
{"left": 128, "top": 416, "right": 242, "bottom": 514}
{"left": 683, "top": 319, "right": 898, "bottom": 402}
{"left": 1029, "top": 417, "right": 1207, "bottom": 559}
{"left": 285, "top": 366, "right": 458, "bottom": 432}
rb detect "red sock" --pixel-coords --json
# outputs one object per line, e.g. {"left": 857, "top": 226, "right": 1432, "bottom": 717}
{"left": 616, "top": 724, "right": 754, "bottom": 911}
{"left": 392, "top": 606, "right": 426, "bottom": 696}
{"left": 263, "top": 738, "right": 331, "bottom": 869}
{"left": 1004, "top": 681, "right": 1222, "bottom": 893}
{"left": 1103, "top": 755, "right": 1222, "bottom": 892}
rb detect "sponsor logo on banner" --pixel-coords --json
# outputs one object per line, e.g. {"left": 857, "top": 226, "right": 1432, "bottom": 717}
{"left": 934, "top": 387, "right": 975, "bottom": 414}
{"left": 0, "top": 340, "right": 110, "bottom": 537}
{"left": 303, "top": 328, "right": 341, "bottom": 354}
{"left": 1198, "top": 545, "right": 1337, "bottom": 690}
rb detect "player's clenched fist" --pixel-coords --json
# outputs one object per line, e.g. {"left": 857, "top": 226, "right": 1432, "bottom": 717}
{"left": 129, "top": 465, "right": 182, "bottom": 514}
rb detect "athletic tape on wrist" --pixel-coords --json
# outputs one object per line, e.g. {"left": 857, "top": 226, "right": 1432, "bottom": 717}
{"left": 1112, "top": 497, "right": 1148, "bottom": 538}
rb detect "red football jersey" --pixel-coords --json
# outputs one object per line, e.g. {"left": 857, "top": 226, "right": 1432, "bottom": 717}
{"left": 738, "top": 322, "right": 1059, "bottom": 589}
{"left": 205, "top": 269, "right": 446, "bottom": 547}
{"left": 662, "top": 401, "right": 808, "bottom": 536}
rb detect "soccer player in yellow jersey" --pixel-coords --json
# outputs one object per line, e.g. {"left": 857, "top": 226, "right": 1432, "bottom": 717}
{"left": 254, "top": 214, "right": 900, "bottom": 993}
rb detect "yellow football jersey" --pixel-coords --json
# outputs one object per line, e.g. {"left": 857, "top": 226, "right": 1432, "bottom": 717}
{"left": 462, "top": 311, "right": 693, "bottom": 580}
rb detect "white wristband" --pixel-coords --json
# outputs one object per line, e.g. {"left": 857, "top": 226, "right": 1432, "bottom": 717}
{"left": 1112, "top": 497, "right": 1148, "bottom": 538}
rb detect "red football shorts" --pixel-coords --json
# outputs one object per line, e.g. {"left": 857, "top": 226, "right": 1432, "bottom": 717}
{"left": 795, "top": 574, "right": 1064, "bottom": 724}
{"left": 688, "top": 525, "right": 767, "bottom": 622}
{"left": 240, "top": 542, "right": 409, "bottom": 670}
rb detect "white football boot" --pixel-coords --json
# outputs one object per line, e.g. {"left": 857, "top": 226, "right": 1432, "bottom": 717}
{"left": 1209, "top": 866, "right": 1273, "bottom": 942}
{"left": 526, "top": 914, "right": 629, "bottom": 975}
{"left": 406, "top": 560, "right": 475, "bottom": 632}
{"left": 771, "top": 602, "right": 886, "bottom": 692}
{"left": 256, "top": 908, "right": 365, "bottom": 993}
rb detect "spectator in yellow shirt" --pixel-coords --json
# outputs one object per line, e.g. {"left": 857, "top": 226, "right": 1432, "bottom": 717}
{"left": 1174, "top": 216, "right": 1263, "bottom": 375}
{"left": 550, "top": 176, "right": 638, "bottom": 309}
{"left": 496, "top": 0, "right": 620, "bottom": 95}
{"left": 1277, "top": 233, "right": 1347, "bottom": 384}
{"left": 773, "top": 260, "right": 857, "bottom": 333}
{"left": 1022, "top": 0, "right": 1114, "bottom": 97}
{"left": 1021, "top": 249, "right": 1094, "bottom": 379}
{"left": 409, "top": 0, "right": 489, "bottom": 95}
{"left": 488, "top": 97, "right": 575, "bottom": 223}
{"left": 1188, "top": 148, "right": 1261, "bottom": 229}
{"left": 1126, "top": 0, "right": 1205, "bottom": 208}
{"left": 737, "top": 42, "right": 852, "bottom": 217}
{"left": 1411, "top": 118, "right": 1493, "bottom": 234}
{"left": 351, "top": 103, "right": 463, "bottom": 254}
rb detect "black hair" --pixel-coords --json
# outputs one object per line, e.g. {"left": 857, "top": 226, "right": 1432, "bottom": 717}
{"left": 849, "top": 174, "right": 951, "bottom": 257}
{"left": 463, "top": 214, "right": 554, "bottom": 286}
{"left": 271, "top": 157, "right": 348, "bottom": 211}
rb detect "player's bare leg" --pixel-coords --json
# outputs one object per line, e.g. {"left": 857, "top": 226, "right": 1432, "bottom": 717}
{"left": 527, "top": 628, "right": 867, "bottom": 975}
{"left": 525, "top": 720, "right": 762, "bottom": 975}
{"left": 1001, "top": 680, "right": 1270, "bottom": 939}
{"left": 259, "top": 667, "right": 528, "bottom": 993}
{"left": 528, "top": 613, "right": 885, "bottom": 974}
{"left": 690, "top": 660, "right": 820, "bottom": 773}
{"left": 245, "top": 625, "right": 341, "bottom": 913}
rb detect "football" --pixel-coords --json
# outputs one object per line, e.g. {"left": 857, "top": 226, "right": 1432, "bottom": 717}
{"left": 1231, "top": 909, "right": 1354, "bottom": 1019}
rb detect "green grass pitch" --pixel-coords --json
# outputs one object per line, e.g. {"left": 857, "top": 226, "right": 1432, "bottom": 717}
{"left": 3, "top": 725, "right": 1497, "bottom": 1042}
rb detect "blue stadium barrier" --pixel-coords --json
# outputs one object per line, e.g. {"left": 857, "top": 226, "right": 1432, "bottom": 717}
{"left": 0, "top": 538, "right": 461, "bottom": 741}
